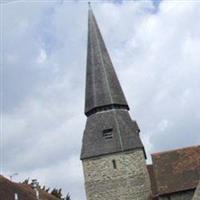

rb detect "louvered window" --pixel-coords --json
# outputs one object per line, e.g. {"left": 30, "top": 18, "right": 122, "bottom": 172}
{"left": 102, "top": 128, "right": 113, "bottom": 139}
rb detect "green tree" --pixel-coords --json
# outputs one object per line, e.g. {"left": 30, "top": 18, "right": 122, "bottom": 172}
{"left": 51, "top": 188, "right": 62, "bottom": 199}
{"left": 21, "top": 178, "right": 71, "bottom": 199}
{"left": 65, "top": 193, "right": 71, "bottom": 200}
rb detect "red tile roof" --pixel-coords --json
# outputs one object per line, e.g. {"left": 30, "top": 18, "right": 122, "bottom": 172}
{"left": 147, "top": 164, "right": 158, "bottom": 196}
{"left": 151, "top": 145, "right": 200, "bottom": 196}
{"left": 0, "top": 175, "right": 59, "bottom": 200}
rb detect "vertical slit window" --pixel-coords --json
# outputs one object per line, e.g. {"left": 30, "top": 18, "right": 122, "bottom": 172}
{"left": 112, "top": 159, "right": 117, "bottom": 169}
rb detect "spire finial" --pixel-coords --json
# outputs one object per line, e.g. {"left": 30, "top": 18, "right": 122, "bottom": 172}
{"left": 88, "top": 1, "right": 91, "bottom": 10}
{"left": 85, "top": 4, "right": 129, "bottom": 116}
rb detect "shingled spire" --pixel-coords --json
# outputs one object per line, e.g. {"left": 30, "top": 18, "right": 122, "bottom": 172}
{"left": 81, "top": 7, "right": 145, "bottom": 160}
{"left": 85, "top": 6, "right": 129, "bottom": 116}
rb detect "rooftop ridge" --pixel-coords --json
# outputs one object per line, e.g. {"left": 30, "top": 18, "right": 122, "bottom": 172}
{"left": 152, "top": 145, "right": 200, "bottom": 156}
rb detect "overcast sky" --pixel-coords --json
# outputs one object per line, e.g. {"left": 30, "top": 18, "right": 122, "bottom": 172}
{"left": 1, "top": 0, "right": 200, "bottom": 199}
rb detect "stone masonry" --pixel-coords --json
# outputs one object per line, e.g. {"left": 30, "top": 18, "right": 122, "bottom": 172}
{"left": 82, "top": 149, "right": 152, "bottom": 200}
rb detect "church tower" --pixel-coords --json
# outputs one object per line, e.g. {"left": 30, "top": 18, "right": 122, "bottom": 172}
{"left": 81, "top": 6, "right": 152, "bottom": 200}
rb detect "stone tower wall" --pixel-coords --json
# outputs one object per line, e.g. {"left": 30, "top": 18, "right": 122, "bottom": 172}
{"left": 82, "top": 149, "right": 152, "bottom": 200}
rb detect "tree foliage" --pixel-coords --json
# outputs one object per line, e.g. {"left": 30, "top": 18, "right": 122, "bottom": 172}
{"left": 65, "top": 193, "right": 71, "bottom": 200}
{"left": 21, "top": 178, "right": 71, "bottom": 199}
{"left": 51, "top": 188, "right": 62, "bottom": 198}
{"left": 51, "top": 189, "right": 71, "bottom": 200}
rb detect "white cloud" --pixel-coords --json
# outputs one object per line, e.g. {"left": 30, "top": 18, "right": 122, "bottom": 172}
{"left": 37, "top": 49, "right": 47, "bottom": 64}
{"left": 2, "top": 1, "right": 200, "bottom": 200}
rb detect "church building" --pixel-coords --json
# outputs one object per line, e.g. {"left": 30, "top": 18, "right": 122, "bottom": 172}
{"left": 80, "top": 6, "right": 200, "bottom": 200}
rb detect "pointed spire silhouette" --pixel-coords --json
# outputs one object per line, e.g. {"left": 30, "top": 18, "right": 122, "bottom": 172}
{"left": 85, "top": 7, "right": 129, "bottom": 116}
{"left": 88, "top": 1, "right": 91, "bottom": 9}
{"left": 81, "top": 8, "right": 145, "bottom": 160}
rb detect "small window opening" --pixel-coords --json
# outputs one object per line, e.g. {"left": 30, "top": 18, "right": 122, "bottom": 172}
{"left": 112, "top": 159, "right": 117, "bottom": 169}
{"left": 102, "top": 128, "right": 113, "bottom": 139}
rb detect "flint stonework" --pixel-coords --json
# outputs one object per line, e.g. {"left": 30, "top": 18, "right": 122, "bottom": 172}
{"left": 83, "top": 150, "right": 152, "bottom": 200}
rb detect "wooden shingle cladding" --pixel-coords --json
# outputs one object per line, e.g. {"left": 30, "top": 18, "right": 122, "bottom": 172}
{"left": 0, "top": 175, "right": 59, "bottom": 200}
{"left": 81, "top": 109, "right": 145, "bottom": 160}
{"left": 85, "top": 8, "right": 129, "bottom": 116}
{"left": 148, "top": 146, "right": 200, "bottom": 197}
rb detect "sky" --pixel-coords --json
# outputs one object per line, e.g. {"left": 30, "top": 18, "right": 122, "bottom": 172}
{"left": 1, "top": 0, "right": 200, "bottom": 199}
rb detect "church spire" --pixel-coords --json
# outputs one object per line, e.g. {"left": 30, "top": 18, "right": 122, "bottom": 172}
{"left": 81, "top": 8, "right": 151, "bottom": 200}
{"left": 85, "top": 6, "right": 129, "bottom": 116}
{"left": 81, "top": 7, "right": 145, "bottom": 160}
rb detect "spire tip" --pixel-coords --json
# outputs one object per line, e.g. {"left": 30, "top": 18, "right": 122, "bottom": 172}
{"left": 88, "top": 1, "right": 92, "bottom": 9}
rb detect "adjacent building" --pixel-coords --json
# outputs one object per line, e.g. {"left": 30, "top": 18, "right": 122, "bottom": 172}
{"left": 0, "top": 175, "right": 59, "bottom": 200}
{"left": 149, "top": 146, "right": 200, "bottom": 200}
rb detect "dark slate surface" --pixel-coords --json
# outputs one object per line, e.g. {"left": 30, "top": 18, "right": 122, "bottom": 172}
{"left": 85, "top": 8, "right": 129, "bottom": 115}
{"left": 81, "top": 109, "right": 144, "bottom": 160}
{"left": 151, "top": 146, "right": 200, "bottom": 195}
